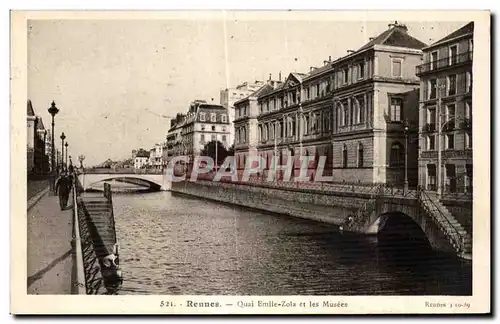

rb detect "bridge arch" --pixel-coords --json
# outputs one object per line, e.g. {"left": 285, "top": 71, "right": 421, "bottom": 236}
{"left": 78, "top": 173, "right": 171, "bottom": 191}
{"left": 376, "top": 211, "right": 433, "bottom": 255}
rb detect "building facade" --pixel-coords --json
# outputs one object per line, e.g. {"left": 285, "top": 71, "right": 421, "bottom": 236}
{"left": 416, "top": 22, "right": 473, "bottom": 194}
{"left": 234, "top": 80, "right": 283, "bottom": 173}
{"left": 27, "top": 100, "right": 49, "bottom": 175}
{"left": 220, "top": 81, "right": 265, "bottom": 147}
{"left": 166, "top": 113, "right": 187, "bottom": 165}
{"left": 235, "top": 22, "right": 425, "bottom": 185}
{"left": 178, "top": 100, "right": 231, "bottom": 163}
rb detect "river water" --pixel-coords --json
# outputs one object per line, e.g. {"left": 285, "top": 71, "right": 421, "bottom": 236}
{"left": 112, "top": 191, "right": 472, "bottom": 295}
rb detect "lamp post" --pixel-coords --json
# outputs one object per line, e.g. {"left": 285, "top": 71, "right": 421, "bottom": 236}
{"left": 435, "top": 82, "right": 446, "bottom": 199}
{"left": 48, "top": 101, "right": 59, "bottom": 174}
{"left": 65, "top": 142, "right": 69, "bottom": 169}
{"left": 78, "top": 154, "right": 85, "bottom": 169}
{"left": 60, "top": 132, "right": 66, "bottom": 172}
{"left": 43, "top": 130, "right": 47, "bottom": 173}
{"left": 404, "top": 119, "right": 409, "bottom": 194}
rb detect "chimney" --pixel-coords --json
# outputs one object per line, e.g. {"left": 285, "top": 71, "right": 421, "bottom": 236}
{"left": 269, "top": 73, "right": 272, "bottom": 81}
{"left": 310, "top": 66, "right": 317, "bottom": 72}
{"left": 329, "top": 55, "right": 332, "bottom": 61}
{"left": 388, "top": 21, "right": 408, "bottom": 33}
{"left": 279, "top": 71, "right": 282, "bottom": 81}
{"left": 369, "top": 37, "right": 374, "bottom": 41}
{"left": 347, "top": 50, "right": 355, "bottom": 54}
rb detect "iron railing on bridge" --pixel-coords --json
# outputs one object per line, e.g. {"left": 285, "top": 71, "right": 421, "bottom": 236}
{"left": 417, "top": 189, "right": 465, "bottom": 254}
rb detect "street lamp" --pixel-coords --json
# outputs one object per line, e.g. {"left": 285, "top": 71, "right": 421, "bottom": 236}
{"left": 43, "top": 130, "right": 47, "bottom": 173}
{"left": 60, "top": 132, "right": 66, "bottom": 172}
{"left": 435, "top": 82, "right": 446, "bottom": 199}
{"left": 65, "top": 142, "right": 69, "bottom": 168}
{"left": 47, "top": 101, "right": 59, "bottom": 173}
{"left": 78, "top": 154, "right": 85, "bottom": 169}
{"left": 404, "top": 119, "right": 409, "bottom": 194}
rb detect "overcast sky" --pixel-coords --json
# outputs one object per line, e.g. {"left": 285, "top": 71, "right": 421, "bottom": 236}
{"left": 27, "top": 14, "right": 467, "bottom": 166}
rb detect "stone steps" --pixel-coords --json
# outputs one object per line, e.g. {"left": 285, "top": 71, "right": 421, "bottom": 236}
{"left": 420, "top": 196, "right": 472, "bottom": 255}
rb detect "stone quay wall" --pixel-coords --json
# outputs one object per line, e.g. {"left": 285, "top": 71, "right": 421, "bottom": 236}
{"left": 170, "top": 180, "right": 374, "bottom": 226}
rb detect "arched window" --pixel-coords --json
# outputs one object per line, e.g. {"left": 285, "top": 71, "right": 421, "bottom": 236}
{"left": 390, "top": 142, "right": 404, "bottom": 167}
{"left": 357, "top": 142, "right": 364, "bottom": 167}
{"left": 264, "top": 124, "right": 269, "bottom": 141}
{"left": 258, "top": 125, "right": 262, "bottom": 142}
{"left": 242, "top": 127, "right": 246, "bottom": 143}
{"left": 342, "top": 144, "right": 348, "bottom": 168}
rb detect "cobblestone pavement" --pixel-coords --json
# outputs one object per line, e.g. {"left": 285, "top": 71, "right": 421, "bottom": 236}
{"left": 27, "top": 190, "right": 74, "bottom": 294}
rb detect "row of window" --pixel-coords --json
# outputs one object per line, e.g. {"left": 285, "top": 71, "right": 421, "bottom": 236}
{"left": 426, "top": 71, "right": 472, "bottom": 100}
{"left": 427, "top": 39, "right": 473, "bottom": 69}
{"left": 425, "top": 163, "right": 473, "bottom": 193}
{"left": 199, "top": 112, "right": 228, "bottom": 123}
{"left": 200, "top": 134, "right": 227, "bottom": 143}
{"left": 424, "top": 132, "right": 473, "bottom": 150}
{"left": 200, "top": 124, "right": 227, "bottom": 132}
{"left": 257, "top": 57, "right": 404, "bottom": 114}
{"left": 425, "top": 101, "right": 472, "bottom": 127}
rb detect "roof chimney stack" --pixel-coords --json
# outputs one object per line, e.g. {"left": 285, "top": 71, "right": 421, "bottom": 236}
{"left": 279, "top": 71, "right": 282, "bottom": 81}
{"left": 269, "top": 73, "right": 272, "bottom": 81}
{"left": 388, "top": 21, "right": 408, "bottom": 33}
{"left": 369, "top": 37, "right": 374, "bottom": 41}
{"left": 347, "top": 49, "right": 355, "bottom": 54}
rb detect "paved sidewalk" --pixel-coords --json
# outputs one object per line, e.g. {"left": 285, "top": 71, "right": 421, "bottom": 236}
{"left": 27, "top": 190, "right": 74, "bottom": 294}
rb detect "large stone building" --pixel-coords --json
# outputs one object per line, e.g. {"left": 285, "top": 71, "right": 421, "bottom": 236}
{"left": 168, "top": 100, "right": 231, "bottom": 164}
{"left": 234, "top": 22, "right": 426, "bottom": 185}
{"left": 416, "top": 22, "right": 474, "bottom": 194}
{"left": 234, "top": 80, "right": 283, "bottom": 171}
{"left": 220, "top": 80, "right": 265, "bottom": 147}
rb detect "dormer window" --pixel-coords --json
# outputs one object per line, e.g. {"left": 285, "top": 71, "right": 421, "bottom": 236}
{"left": 199, "top": 112, "right": 206, "bottom": 122}
{"left": 221, "top": 114, "right": 227, "bottom": 122}
{"left": 210, "top": 113, "right": 216, "bottom": 122}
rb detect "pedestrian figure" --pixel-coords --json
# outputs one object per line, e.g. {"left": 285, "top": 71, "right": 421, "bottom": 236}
{"left": 55, "top": 171, "right": 71, "bottom": 211}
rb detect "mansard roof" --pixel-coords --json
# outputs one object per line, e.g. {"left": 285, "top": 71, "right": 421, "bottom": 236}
{"left": 357, "top": 23, "right": 427, "bottom": 51}
{"left": 426, "top": 22, "right": 474, "bottom": 49}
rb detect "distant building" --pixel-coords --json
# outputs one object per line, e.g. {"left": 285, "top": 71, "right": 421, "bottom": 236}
{"left": 27, "top": 100, "right": 49, "bottom": 174}
{"left": 220, "top": 80, "right": 265, "bottom": 146}
{"left": 416, "top": 22, "right": 473, "bottom": 194}
{"left": 181, "top": 100, "right": 231, "bottom": 162}
{"left": 166, "top": 113, "right": 187, "bottom": 165}
{"left": 134, "top": 150, "right": 150, "bottom": 169}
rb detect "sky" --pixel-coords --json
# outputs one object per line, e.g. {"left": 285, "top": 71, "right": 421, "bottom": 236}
{"left": 27, "top": 13, "right": 468, "bottom": 166}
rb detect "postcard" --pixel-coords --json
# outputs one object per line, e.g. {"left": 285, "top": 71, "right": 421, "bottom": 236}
{"left": 11, "top": 9, "right": 490, "bottom": 315}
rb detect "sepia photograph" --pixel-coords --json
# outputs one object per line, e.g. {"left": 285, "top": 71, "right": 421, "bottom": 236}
{"left": 11, "top": 9, "right": 490, "bottom": 315}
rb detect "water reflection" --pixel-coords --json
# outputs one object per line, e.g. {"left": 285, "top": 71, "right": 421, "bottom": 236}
{"left": 112, "top": 191, "right": 472, "bottom": 295}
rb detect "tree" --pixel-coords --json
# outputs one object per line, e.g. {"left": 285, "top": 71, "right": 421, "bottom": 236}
{"left": 201, "top": 140, "right": 230, "bottom": 166}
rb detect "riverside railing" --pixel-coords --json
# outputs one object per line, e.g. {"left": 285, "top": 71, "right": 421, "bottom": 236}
{"left": 71, "top": 175, "right": 86, "bottom": 294}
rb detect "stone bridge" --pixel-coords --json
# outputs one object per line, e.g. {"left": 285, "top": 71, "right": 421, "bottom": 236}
{"left": 78, "top": 171, "right": 171, "bottom": 191}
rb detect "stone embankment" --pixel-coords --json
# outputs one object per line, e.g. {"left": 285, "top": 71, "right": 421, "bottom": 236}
{"left": 170, "top": 180, "right": 373, "bottom": 225}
